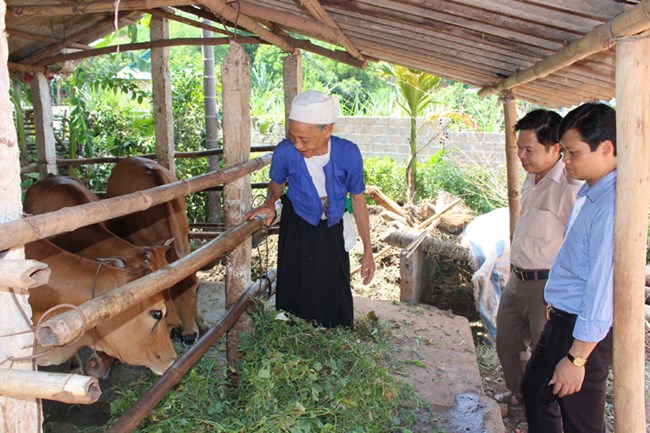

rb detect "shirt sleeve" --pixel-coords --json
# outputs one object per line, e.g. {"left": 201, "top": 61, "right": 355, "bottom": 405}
{"left": 573, "top": 205, "right": 614, "bottom": 342}
{"left": 269, "top": 141, "right": 290, "bottom": 185}
{"left": 345, "top": 143, "right": 366, "bottom": 195}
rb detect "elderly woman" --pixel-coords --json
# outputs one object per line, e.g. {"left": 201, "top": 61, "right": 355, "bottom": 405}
{"left": 245, "top": 90, "right": 375, "bottom": 328}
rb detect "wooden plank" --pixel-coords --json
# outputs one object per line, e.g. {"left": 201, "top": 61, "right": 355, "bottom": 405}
{"left": 479, "top": 0, "right": 650, "bottom": 97}
{"left": 300, "top": 0, "right": 365, "bottom": 61}
{"left": 613, "top": 29, "right": 650, "bottom": 433}
{"left": 148, "top": 8, "right": 229, "bottom": 36}
{"left": 196, "top": 0, "right": 294, "bottom": 52}
{"left": 325, "top": 0, "right": 565, "bottom": 51}
{"left": 7, "top": 0, "right": 192, "bottom": 16}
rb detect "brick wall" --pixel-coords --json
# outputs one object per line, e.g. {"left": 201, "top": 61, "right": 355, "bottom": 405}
{"left": 252, "top": 116, "right": 506, "bottom": 167}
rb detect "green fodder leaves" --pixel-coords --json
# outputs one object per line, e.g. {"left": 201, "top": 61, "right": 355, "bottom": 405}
{"left": 109, "top": 304, "right": 421, "bottom": 433}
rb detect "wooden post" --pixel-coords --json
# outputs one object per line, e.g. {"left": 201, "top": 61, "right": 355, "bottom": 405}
{"left": 202, "top": 22, "right": 222, "bottom": 223}
{"left": 501, "top": 91, "right": 520, "bottom": 240}
{"left": 613, "top": 31, "right": 650, "bottom": 433}
{"left": 150, "top": 15, "right": 175, "bottom": 173}
{"left": 0, "top": 0, "right": 41, "bottom": 428}
{"left": 30, "top": 72, "right": 57, "bottom": 177}
{"left": 283, "top": 51, "right": 302, "bottom": 137}
{"left": 222, "top": 42, "right": 253, "bottom": 365}
{"left": 399, "top": 249, "right": 436, "bottom": 303}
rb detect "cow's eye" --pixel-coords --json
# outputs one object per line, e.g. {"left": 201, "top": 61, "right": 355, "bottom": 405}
{"left": 150, "top": 310, "right": 163, "bottom": 321}
{"left": 143, "top": 252, "right": 152, "bottom": 264}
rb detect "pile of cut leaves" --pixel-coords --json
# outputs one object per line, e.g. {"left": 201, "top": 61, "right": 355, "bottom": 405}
{"left": 109, "top": 302, "right": 424, "bottom": 433}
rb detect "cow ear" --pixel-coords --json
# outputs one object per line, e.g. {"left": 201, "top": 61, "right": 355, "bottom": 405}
{"left": 96, "top": 257, "right": 127, "bottom": 268}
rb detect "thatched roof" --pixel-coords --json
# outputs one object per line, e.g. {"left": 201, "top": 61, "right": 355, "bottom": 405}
{"left": 7, "top": 0, "right": 648, "bottom": 108}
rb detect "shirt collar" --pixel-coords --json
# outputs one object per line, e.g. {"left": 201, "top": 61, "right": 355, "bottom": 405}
{"left": 544, "top": 158, "right": 566, "bottom": 184}
{"left": 578, "top": 169, "right": 617, "bottom": 202}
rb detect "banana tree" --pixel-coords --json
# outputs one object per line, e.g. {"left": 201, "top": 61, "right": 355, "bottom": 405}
{"left": 379, "top": 63, "right": 441, "bottom": 202}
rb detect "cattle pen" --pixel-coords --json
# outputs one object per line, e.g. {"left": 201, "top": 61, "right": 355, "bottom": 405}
{"left": 0, "top": 153, "right": 279, "bottom": 430}
{"left": 3, "top": 1, "right": 650, "bottom": 432}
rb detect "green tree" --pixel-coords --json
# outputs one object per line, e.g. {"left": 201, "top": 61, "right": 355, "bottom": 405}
{"left": 379, "top": 63, "right": 441, "bottom": 202}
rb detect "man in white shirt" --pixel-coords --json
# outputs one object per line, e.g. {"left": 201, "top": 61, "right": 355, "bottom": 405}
{"left": 496, "top": 110, "right": 582, "bottom": 417}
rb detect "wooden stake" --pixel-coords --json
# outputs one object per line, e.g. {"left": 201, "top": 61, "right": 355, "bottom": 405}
{"left": 0, "top": 154, "right": 272, "bottom": 251}
{"left": 0, "top": 368, "right": 100, "bottom": 405}
{"left": 151, "top": 15, "right": 175, "bottom": 172}
{"left": 613, "top": 30, "right": 650, "bottom": 433}
{"left": 0, "top": 260, "right": 50, "bottom": 289}
{"left": 366, "top": 185, "right": 406, "bottom": 217}
{"left": 36, "top": 217, "right": 267, "bottom": 347}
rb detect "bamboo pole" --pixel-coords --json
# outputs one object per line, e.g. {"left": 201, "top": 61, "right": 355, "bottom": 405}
{"left": 502, "top": 91, "right": 520, "bottom": 241}
{"left": 36, "top": 217, "right": 268, "bottom": 347}
{"left": 0, "top": 368, "right": 100, "bottom": 404}
{"left": 0, "top": 154, "right": 272, "bottom": 251}
{"left": 612, "top": 31, "right": 650, "bottom": 433}
{"left": 35, "top": 36, "right": 260, "bottom": 68}
{"left": 0, "top": 260, "right": 50, "bottom": 288}
{"left": 478, "top": 0, "right": 650, "bottom": 97}
{"left": 105, "top": 271, "right": 276, "bottom": 433}
{"left": 148, "top": 8, "right": 229, "bottom": 36}
{"left": 196, "top": 0, "right": 294, "bottom": 52}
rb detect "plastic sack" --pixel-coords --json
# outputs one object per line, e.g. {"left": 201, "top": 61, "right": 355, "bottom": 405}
{"left": 343, "top": 211, "right": 358, "bottom": 252}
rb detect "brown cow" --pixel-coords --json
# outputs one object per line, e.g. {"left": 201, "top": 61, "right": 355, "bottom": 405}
{"left": 23, "top": 175, "right": 169, "bottom": 273}
{"left": 107, "top": 156, "right": 200, "bottom": 345}
{"left": 25, "top": 239, "right": 177, "bottom": 375}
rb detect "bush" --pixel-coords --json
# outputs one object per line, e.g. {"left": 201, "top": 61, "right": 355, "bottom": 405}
{"left": 364, "top": 152, "right": 507, "bottom": 215}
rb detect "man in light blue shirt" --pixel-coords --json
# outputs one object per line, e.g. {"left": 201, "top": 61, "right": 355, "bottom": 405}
{"left": 521, "top": 103, "right": 617, "bottom": 433}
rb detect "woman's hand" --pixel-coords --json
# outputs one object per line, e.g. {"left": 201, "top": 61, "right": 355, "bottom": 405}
{"left": 361, "top": 249, "right": 375, "bottom": 285}
{"left": 243, "top": 204, "right": 275, "bottom": 226}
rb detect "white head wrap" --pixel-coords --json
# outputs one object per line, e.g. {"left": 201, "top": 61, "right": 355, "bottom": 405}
{"left": 289, "top": 90, "right": 339, "bottom": 125}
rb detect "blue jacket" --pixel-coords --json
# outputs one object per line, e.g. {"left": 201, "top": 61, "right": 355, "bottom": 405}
{"left": 269, "top": 135, "right": 365, "bottom": 227}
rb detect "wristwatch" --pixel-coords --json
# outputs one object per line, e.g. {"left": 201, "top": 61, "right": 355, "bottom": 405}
{"left": 566, "top": 352, "right": 587, "bottom": 367}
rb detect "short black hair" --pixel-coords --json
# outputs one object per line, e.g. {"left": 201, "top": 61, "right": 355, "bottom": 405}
{"left": 514, "top": 109, "right": 563, "bottom": 148}
{"left": 558, "top": 103, "right": 616, "bottom": 155}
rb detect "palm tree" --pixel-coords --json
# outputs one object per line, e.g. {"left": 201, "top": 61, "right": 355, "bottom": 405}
{"left": 379, "top": 63, "right": 441, "bottom": 202}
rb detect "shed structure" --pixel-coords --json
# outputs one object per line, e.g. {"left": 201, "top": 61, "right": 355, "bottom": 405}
{"left": 1, "top": 1, "right": 649, "bottom": 432}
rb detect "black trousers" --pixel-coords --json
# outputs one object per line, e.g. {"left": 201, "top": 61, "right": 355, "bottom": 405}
{"left": 521, "top": 317, "right": 612, "bottom": 433}
{"left": 276, "top": 195, "right": 353, "bottom": 328}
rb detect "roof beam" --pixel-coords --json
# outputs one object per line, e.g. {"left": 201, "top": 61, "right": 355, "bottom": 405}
{"left": 31, "top": 36, "right": 261, "bottom": 66}
{"left": 478, "top": 0, "right": 650, "bottom": 97}
{"left": 148, "top": 8, "right": 229, "bottom": 36}
{"left": 298, "top": 0, "right": 366, "bottom": 63}
{"left": 7, "top": 0, "right": 192, "bottom": 16}
{"left": 195, "top": 0, "right": 294, "bottom": 52}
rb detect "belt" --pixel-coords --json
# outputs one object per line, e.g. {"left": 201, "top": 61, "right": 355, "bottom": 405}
{"left": 546, "top": 306, "right": 578, "bottom": 327}
{"left": 512, "top": 266, "right": 550, "bottom": 281}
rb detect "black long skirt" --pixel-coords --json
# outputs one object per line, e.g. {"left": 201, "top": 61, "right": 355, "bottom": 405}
{"left": 276, "top": 195, "right": 353, "bottom": 328}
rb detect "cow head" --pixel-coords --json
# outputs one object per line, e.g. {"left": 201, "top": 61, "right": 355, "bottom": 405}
{"left": 95, "top": 291, "right": 176, "bottom": 375}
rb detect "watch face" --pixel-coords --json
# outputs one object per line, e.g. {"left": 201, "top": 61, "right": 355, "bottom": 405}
{"left": 567, "top": 353, "right": 586, "bottom": 367}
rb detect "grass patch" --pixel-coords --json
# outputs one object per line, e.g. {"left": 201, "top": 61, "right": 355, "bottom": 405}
{"left": 108, "top": 302, "right": 423, "bottom": 432}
